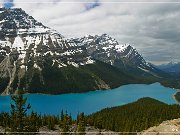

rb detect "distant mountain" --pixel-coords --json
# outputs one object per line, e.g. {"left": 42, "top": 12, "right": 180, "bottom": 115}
{"left": 158, "top": 62, "right": 180, "bottom": 74}
{"left": 0, "top": 8, "right": 168, "bottom": 95}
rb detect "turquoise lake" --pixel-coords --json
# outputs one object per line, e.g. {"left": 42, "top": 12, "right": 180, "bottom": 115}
{"left": 0, "top": 83, "right": 178, "bottom": 118}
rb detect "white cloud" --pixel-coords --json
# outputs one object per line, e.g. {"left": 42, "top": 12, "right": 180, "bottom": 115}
{"left": 11, "top": 0, "right": 180, "bottom": 64}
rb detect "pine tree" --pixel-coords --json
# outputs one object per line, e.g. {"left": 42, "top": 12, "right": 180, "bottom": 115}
{"left": 10, "top": 90, "right": 31, "bottom": 133}
{"left": 27, "top": 112, "right": 40, "bottom": 132}
{"left": 47, "top": 116, "right": 55, "bottom": 130}
{"left": 61, "top": 110, "right": 64, "bottom": 122}
{"left": 77, "top": 113, "right": 86, "bottom": 135}
{"left": 60, "top": 111, "right": 70, "bottom": 135}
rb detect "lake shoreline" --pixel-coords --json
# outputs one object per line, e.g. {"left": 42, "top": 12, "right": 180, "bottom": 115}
{"left": 0, "top": 82, "right": 159, "bottom": 97}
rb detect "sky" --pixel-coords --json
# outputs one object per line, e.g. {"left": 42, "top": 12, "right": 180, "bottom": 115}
{"left": 0, "top": 0, "right": 180, "bottom": 65}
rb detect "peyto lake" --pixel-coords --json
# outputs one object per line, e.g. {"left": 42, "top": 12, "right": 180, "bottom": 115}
{"left": 0, "top": 83, "right": 178, "bottom": 118}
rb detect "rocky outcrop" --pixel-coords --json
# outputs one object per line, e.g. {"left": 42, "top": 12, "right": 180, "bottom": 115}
{"left": 0, "top": 125, "right": 118, "bottom": 135}
{"left": 138, "top": 118, "right": 180, "bottom": 135}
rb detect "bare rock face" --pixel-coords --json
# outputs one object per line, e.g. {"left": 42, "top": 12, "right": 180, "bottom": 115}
{"left": 138, "top": 118, "right": 180, "bottom": 135}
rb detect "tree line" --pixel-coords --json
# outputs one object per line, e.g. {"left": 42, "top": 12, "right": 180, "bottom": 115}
{"left": 0, "top": 91, "right": 86, "bottom": 135}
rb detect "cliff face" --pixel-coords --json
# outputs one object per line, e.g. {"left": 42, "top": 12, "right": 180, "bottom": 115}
{"left": 138, "top": 118, "right": 180, "bottom": 135}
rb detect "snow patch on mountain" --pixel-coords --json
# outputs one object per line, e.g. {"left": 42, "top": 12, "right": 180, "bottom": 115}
{"left": 0, "top": 8, "right": 95, "bottom": 69}
{"left": 71, "top": 34, "right": 154, "bottom": 73}
{"left": 12, "top": 36, "right": 25, "bottom": 50}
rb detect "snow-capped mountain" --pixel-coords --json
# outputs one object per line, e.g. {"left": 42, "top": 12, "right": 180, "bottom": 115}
{"left": 71, "top": 34, "right": 160, "bottom": 76}
{"left": 0, "top": 8, "right": 165, "bottom": 95}
{"left": 0, "top": 8, "right": 95, "bottom": 95}
{"left": 0, "top": 8, "right": 94, "bottom": 68}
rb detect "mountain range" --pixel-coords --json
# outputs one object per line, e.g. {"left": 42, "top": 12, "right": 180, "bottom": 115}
{"left": 158, "top": 62, "right": 180, "bottom": 74}
{"left": 0, "top": 8, "right": 175, "bottom": 95}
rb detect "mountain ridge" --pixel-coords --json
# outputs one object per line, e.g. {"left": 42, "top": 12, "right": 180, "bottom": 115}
{"left": 158, "top": 62, "right": 180, "bottom": 74}
{"left": 71, "top": 34, "right": 166, "bottom": 78}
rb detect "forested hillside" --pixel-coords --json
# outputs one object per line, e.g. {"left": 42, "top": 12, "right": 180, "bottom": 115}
{"left": 16, "top": 61, "right": 156, "bottom": 94}
{"left": 87, "top": 97, "right": 180, "bottom": 133}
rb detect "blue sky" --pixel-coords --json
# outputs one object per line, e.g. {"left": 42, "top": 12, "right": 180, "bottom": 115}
{"left": 1, "top": 0, "right": 180, "bottom": 65}
{"left": 1, "top": 0, "right": 14, "bottom": 8}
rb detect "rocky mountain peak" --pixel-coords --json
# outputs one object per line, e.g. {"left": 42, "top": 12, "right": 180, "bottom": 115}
{"left": 0, "top": 8, "right": 95, "bottom": 95}
{"left": 0, "top": 7, "right": 93, "bottom": 67}
{"left": 0, "top": 8, "right": 48, "bottom": 37}
{"left": 71, "top": 34, "right": 150, "bottom": 69}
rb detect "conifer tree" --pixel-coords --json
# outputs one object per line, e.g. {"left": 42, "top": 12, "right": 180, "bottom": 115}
{"left": 77, "top": 113, "right": 86, "bottom": 135}
{"left": 47, "top": 116, "right": 56, "bottom": 130}
{"left": 10, "top": 90, "right": 31, "bottom": 133}
{"left": 60, "top": 111, "right": 70, "bottom": 135}
{"left": 27, "top": 112, "right": 40, "bottom": 132}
